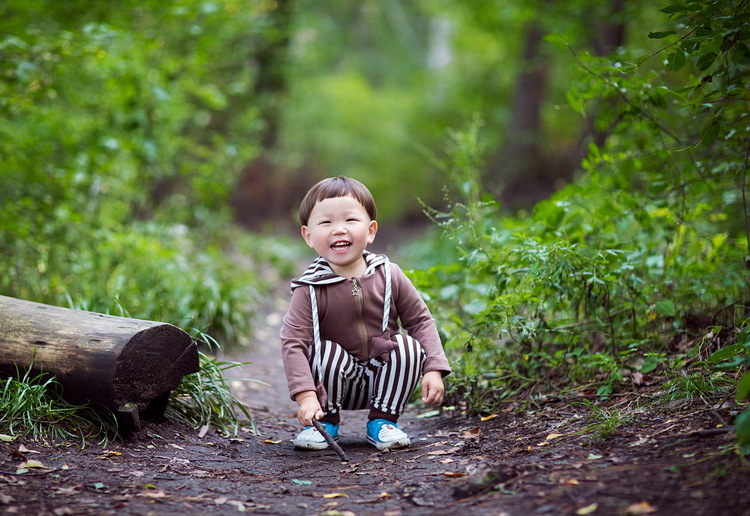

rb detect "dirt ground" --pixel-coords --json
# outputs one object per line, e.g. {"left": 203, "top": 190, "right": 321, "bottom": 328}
{"left": 2, "top": 303, "right": 750, "bottom": 515}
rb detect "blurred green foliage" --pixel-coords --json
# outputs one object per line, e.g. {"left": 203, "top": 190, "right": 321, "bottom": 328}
{"left": 0, "top": 1, "right": 294, "bottom": 340}
{"left": 407, "top": 0, "right": 750, "bottom": 452}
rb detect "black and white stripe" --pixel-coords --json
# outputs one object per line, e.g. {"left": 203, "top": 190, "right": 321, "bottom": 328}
{"left": 312, "top": 337, "right": 425, "bottom": 417}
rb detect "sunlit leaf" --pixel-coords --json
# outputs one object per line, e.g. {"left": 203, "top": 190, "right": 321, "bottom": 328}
{"left": 576, "top": 503, "right": 598, "bottom": 515}
{"left": 20, "top": 460, "right": 47, "bottom": 469}
{"left": 626, "top": 501, "right": 658, "bottom": 514}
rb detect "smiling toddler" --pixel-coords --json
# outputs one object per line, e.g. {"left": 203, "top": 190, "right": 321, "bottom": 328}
{"left": 280, "top": 176, "right": 451, "bottom": 451}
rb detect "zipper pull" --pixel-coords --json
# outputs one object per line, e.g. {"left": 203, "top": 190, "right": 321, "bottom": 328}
{"left": 351, "top": 278, "right": 361, "bottom": 297}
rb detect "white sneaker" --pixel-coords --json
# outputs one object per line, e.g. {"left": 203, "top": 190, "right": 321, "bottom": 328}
{"left": 292, "top": 423, "right": 339, "bottom": 450}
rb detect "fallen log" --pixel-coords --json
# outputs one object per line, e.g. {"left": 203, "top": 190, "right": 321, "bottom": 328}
{"left": 0, "top": 295, "right": 199, "bottom": 428}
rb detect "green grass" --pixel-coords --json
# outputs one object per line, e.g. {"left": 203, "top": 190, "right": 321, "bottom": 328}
{"left": 0, "top": 331, "right": 258, "bottom": 446}
{"left": 0, "top": 366, "right": 119, "bottom": 448}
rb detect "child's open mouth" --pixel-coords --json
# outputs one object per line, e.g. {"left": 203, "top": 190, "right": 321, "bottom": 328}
{"left": 331, "top": 241, "right": 351, "bottom": 252}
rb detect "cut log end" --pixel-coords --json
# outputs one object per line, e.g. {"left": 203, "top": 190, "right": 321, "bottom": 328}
{"left": 113, "top": 324, "right": 199, "bottom": 418}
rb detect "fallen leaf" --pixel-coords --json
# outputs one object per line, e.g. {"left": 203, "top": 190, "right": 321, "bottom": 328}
{"left": 292, "top": 479, "right": 312, "bottom": 485}
{"left": 443, "top": 471, "right": 468, "bottom": 478}
{"left": 576, "top": 502, "right": 598, "bottom": 515}
{"left": 628, "top": 436, "right": 652, "bottom": 447}
{"left": 169, "top": 444, "right": 185, "bottom": 450}
{"left": 480, "top": 414, "right": 498, "bottom": 422}
{"left": 463, "top": 427, "right": 481, "bottom": 438}
{"left": 214, "top": 496, "right": 228, "bottom": 504}
{"left": 546, "top": 433, "right": 565, "bottom": 440}
{"left": 427, "top": 447, "right": 459, "bottom": 456}
{"left": 18, "top": 444, "right": 39, "bottom": 454}
{"left": 417, "top": 410, "right": 441, "bottom": 418}
{"left": 322, "top": 493, "right": 349, "bottom": 498}
{"left": 20, "top": 460, "right": 48, "bottom": 469}
{"left": 626, "top": 501, "right": 657, "bottom": 514}
{"left": 141, "top": 491, "right": 167, "bottom": 499}
{"left": 54, "top": 485, "right": 82, "bottom": 496}
{"left": 261, "top": 439, "right": 283, "bottom": 444}
{"left": 560, "top": 478, "right": 579, "bottom": 485}
{"left": 0, "top": 434, "right": 15, "bottom": 442}
{"left": 440, "top": 458, "right": 455, "bottom": 464}
{"left": 586, "top": 453, "right": 603, "bottom": 460}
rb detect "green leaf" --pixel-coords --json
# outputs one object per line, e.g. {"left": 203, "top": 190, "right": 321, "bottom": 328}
{"left": 566, "top": 90, "right": 585, "bottom": 116}
{"left": 666, "top": 50, "right": 687, "bottom": 71}
{"left": 655, "top": 300, "right": 676, "bottom": 317}
{"left": 640, "top": 356, "right": 659, "bottom": 373}
{"left": 701, "top": 119, "right": 721, "bottom": 145}
{"left": 709, "top": 344, "right": 742, "bottom": 364}
{"left": 648, "top": 31, "right": 677, "bottom": 39}
{"left": 737, "top": 372, "right": 750, "bottom": 402}
{"left": 292, "top": 479, "right": 312, "bottom": 485}
{"left": 661, "top": 5, "right": 689, "bottom": 14}
{"left": 735, "top": 408, "right": 750, "bottom": 456}
{"left": 696, "top": 51, "right": 718, "bottom": 71}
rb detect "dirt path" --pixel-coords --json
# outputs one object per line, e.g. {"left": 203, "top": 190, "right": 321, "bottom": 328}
{"left": 1, "top": 291, "right": 750, "bottom": 515}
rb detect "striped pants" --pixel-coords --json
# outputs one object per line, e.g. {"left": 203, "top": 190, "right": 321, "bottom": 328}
{"left": 311, "top": 334, "right": 426, "bottom": 424}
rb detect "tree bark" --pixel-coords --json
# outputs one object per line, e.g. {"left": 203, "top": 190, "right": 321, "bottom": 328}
{"left": 231, "top": 0, "right": 294, "bottom": 229}
{"left": 0, "top": 295, "right": 198, "bottom": 427}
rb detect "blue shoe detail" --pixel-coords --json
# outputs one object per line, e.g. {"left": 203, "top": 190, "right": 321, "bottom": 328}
{"left": 366, "top": 419, "right": 410, "bottom": 450}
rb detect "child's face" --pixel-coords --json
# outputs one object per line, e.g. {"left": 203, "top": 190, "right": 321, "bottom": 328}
{"left": 301, "top": 195, "right": 378, "bottom": 278}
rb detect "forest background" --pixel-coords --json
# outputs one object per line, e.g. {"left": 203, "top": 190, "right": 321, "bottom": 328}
{"left": 1, "top": 0, "right": 750, "bottom": 452}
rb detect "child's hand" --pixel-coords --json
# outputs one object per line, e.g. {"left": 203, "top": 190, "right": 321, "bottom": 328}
{"left": 421, "top": 370, "right": 445, "bottom": 406}
{"left": 295, "top": 391, "right": 324, "bottom": 426}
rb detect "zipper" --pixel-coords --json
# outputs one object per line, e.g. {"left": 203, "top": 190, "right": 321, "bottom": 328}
{"left": 351, "top": 278, "right": 369, "bottom": 358}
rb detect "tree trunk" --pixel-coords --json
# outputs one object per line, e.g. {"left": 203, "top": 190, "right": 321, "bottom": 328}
{"left": 492, "top": 16, "right": 552, "bottom": 208}
{"left": 231, "top": 0, "right": 293, "bottom": 229}
{"left": 0, "top": 295, "right": 198, "bottom": 428}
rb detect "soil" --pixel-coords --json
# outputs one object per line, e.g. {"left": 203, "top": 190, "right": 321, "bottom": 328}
{"left": 2, "top": 295, "right": 750, "bottom": 515}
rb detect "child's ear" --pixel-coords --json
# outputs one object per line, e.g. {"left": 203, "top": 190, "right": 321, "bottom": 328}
{"left": 301, "top": 226, "right": 314, "bottom": 248}
{"left": 367, "top": 220, "right": 378, "bottom": 244}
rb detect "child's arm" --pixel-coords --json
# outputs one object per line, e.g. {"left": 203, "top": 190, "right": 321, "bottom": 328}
{"left": 295, "top": 390, "right": 324, "bottom": 426}
{"left": 421, "top": 370, "right": 445, "bottom": 405}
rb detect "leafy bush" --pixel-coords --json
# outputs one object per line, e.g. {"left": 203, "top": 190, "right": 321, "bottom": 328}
{"left": 409, "top": 1, "right": 750, "bottom": 426}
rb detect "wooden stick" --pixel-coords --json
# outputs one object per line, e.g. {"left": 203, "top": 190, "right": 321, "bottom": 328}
{"left": 311, "top": 419, "right": 349, "bottom": 462}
